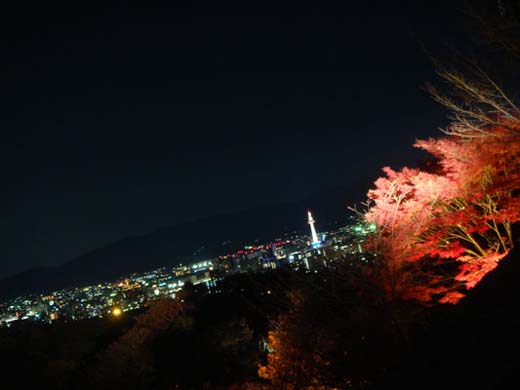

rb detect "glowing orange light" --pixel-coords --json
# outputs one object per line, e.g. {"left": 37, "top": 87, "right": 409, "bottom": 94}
{"left": 112, "top": 307, "right": 122, "bottom": 317}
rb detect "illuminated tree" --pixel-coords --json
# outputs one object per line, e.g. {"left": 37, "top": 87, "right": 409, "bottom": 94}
{"left": 257, "top": 291, "right": 332, "bottom": 390}
{"left": 364, "top": 165, "right": 458, "bottom": 301}
{"left": 364, "top": 126, "right": 520, "bottom": 304}
{"left": 426, "top": 64, "right": 520, "bottom": 138}
{"left": 415, "top": 128, "right": 520, "bottom": 288}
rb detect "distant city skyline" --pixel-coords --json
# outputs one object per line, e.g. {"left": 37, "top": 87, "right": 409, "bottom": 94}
{"left": 1, "top": 217, "right": 369, "bottom": 326}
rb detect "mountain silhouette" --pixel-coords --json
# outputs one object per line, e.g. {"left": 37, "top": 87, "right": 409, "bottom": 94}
{"left": 0, "top": 180, "right": 370, "bottom": 300}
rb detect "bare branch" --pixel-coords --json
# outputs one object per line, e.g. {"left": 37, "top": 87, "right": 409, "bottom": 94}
{"left": 426, "top": 62, "right": 520, "bottom": 139}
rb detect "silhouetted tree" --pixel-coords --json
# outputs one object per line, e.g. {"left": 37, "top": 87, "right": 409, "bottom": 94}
{"left": 83, "top": 299, "right": 182, "bottom": 389}
{"left": 426, "top": 1, "right": 520, "bottom": 139}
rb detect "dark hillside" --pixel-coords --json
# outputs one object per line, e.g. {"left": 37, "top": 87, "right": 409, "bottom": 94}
{"left": 381, "top": 239, "right": 520, "bottom": 389}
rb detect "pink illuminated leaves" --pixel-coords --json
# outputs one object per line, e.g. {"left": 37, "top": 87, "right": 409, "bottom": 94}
{"left": 364, "top": 126, "right": 520, "bottom": 304}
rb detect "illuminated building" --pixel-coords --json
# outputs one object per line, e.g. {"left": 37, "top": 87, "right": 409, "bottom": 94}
{"left": 307, "top": 211, "right": 320, "bottom": 247}
{"left": 0, "top": 219, "right": 367, "bottom": 326}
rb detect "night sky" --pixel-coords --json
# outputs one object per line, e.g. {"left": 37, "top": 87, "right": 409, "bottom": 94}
{"left": 1, "top": 1, "right": 466, "bottom": 278}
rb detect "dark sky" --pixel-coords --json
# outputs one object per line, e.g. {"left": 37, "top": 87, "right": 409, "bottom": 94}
{"left": 0, "top": 0, "right": 467, "bottom": 278}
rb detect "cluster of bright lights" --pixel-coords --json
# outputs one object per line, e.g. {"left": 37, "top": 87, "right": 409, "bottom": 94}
{"left": 352, "top": 223, "right": 376, "bottom": 235}
{"left": 1, "top": 211, "right": 368, "bottom": 327}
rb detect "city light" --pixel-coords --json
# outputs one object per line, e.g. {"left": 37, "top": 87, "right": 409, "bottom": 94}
{"left": 0, "top": 211, "right": 366, "bottom": 328}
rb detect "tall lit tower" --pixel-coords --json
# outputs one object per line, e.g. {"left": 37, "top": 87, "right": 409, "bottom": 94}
{"left": 307, "top": 210, "right": 320, "bottom": 245}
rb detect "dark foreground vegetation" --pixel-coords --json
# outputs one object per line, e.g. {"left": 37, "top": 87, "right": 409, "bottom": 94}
{"left": 384, "top": 243, "right": 520, "bottom": 390}
{"left": 0, "top": 270, "right": 290, "bottom": 389}
{"left": 1, "top": 242, "right": 520, "bottom": 389}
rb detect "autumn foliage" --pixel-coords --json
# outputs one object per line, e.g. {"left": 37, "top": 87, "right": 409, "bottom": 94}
{"left": 257, "top": 291, "right": 333, "bottom": 390}
{"left": 364, "top": 125, "right": 520, "bottom": 304}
